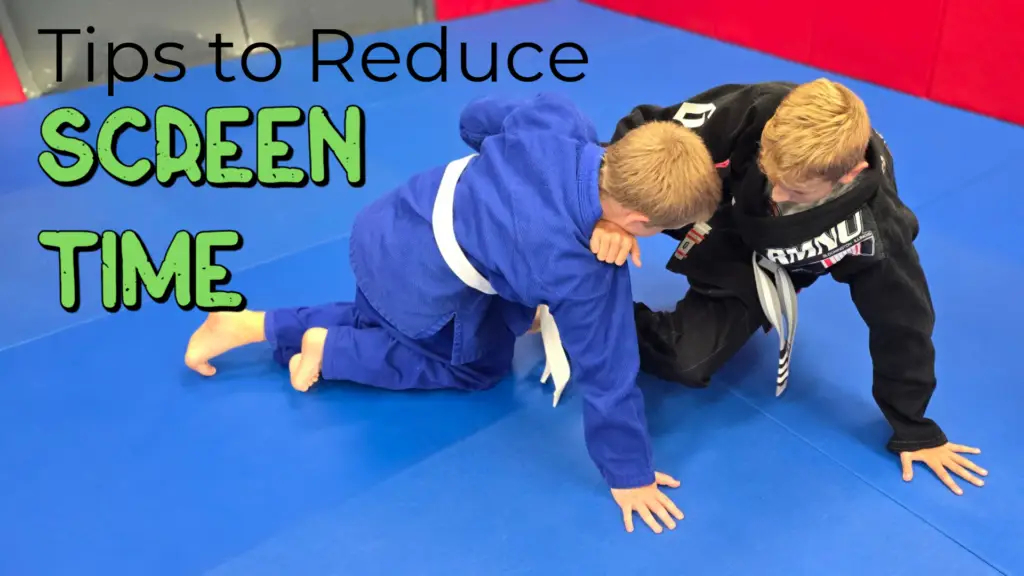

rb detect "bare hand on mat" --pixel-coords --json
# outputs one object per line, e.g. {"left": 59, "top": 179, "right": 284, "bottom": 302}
{"left": 611, "top": 471, "right": 683, "bottom": 534}
{"left": 900, "top": 442, "right": 987, "bottom": 495}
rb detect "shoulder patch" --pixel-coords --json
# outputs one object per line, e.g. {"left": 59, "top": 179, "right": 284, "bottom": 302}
{"left": 672, "top": 101, "right": 717, "bottom": 129}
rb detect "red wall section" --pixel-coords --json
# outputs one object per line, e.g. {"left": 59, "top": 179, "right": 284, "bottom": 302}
{"left": 0, "top": 35, "right": 25, "bottom": 107}
{"left": 806, "top": 0, "right": 945, "bottom": 97}
{"left": 434, "top": 0, "right": 543, "bottom": 20}
{"left": 714, "top": 0, "right": 814, "bottom": 63}
{"left": 638, "top": 0, "right": 718, "bottom": 39}
{"left": 584, "top": 0, "right": 638, "bottom": 17}
{"left": 583, "top": 0, "right": 1024, "bottom": 126}
{"left": 929, "top": 0, "right": 1024, "bottom": 126}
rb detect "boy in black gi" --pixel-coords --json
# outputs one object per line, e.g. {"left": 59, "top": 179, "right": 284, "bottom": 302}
{"left": 591, "top": 79, "right": 988, "bottom": 495}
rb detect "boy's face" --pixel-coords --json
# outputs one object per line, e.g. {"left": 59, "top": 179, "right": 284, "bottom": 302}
{"left": 768, "top": 159, "right": 869, "bottom": 208}
{"left": 770, "top": 178, "right": 837, "bottom": 206}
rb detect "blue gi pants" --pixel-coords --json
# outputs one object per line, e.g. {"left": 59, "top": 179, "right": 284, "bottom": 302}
{"left": 264, "top": 290, "right": 510, "bottom": 391}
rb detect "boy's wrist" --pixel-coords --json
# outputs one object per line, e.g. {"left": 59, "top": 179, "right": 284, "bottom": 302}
{"left": 604, "top": 469, "right": 656, "bottom": 490}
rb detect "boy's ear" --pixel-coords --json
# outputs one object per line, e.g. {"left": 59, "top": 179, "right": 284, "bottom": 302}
{"left": 622, "top": 211, "right": 650, "bottom": 227}
{"left": 839, "top": 160, "right": 870, "bottom": 184}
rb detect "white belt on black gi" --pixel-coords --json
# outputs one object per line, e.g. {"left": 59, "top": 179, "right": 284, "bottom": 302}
{"left": 751, "top": 253, "right": 798, "bottom": 397}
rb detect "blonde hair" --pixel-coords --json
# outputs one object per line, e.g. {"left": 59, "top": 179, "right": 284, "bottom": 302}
{"left": 602, "top": 121, "right": 721, "bottom": 229}
{"left": 759, "top": 78, "right": 872, "bottom": 187}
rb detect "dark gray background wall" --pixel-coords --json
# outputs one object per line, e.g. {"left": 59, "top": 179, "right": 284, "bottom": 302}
{"left": 0, "top": 0, "right": 435, "bottom": 97}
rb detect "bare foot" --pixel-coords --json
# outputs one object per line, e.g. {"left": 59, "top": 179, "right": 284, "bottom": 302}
{"left": 184, "top": 311, "right": 265, "bottom": 376}
{"left": 289, "top": 327, "right": 328, "bottom": 392}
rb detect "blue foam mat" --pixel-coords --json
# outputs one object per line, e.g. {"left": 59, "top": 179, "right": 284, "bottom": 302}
{"left": 1, "top": 1, "right": 1022, "bottom": 574}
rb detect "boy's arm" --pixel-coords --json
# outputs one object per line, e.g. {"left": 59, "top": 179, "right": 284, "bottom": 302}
{"left": 832, "top": 140, "right": 986, "bottom": 495}
{"left": 833, "top": 221, "right": 947, "bottom": 453}
{"left": 841, "top": 247, "right": 989, "bottom": 494}
{"left": 460, "top": 93, "right": 599, "bottom": 151}
{"left": 541, "top": 264, "right": 684, "bottom": 532}
{"left": 832, "top": 138, "right": 945, "bottom": 452}
{"left": 548, "top": 273, "right": 656, "bottom": 489}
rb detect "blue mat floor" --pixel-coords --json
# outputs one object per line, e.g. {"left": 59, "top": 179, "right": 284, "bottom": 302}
{"left": 1, "top": 2, "right": 1022, "bottom": 574}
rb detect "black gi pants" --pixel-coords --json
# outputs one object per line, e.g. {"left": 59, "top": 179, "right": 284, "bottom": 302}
{"left": 634, "top": 284, "right": 763, "bottom": 387}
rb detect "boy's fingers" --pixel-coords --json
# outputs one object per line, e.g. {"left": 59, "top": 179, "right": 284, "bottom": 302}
{"left": 621, "top": 506, "right": 634, "bottom": 533}
{"left": 952, "top": 453, "right": 988, "bottom": 476}
{"left": 630, "top": 243, "right": 642, "bottom": 267}
{"left": 597, "top": 237, "right": 612, "bottom": 262}
{"left": 926, "top": 460, "right": 963, "bottom": 495}
{"left": 657, "top": 491, "right": 684, "bottom": 520}
{"left": 615, "top": 242, "right": 630, "bottom": 266}
{"left": 900, "top": 452, "right": 913, "bottom": 481}
{"left": 655, "top": 472, "right": 680, "bottom": 487}
{"left": 603, "top": 237, "right": 618, "bottom": 263}
{"left": 947, "top": 461, "right": 984, "bottom": 487}
{"left": 637, "top": 505, "right": 663, "bottom": 534}
{"left": 649, "top": 500, "right": 676, "bottom": 530}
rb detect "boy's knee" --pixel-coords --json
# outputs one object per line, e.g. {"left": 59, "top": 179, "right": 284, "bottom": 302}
{"left": 634, "top": 305, "right": 717, "bottom": 387}
{"left": 666, "top": 361, "right": 715, "bottom": 388}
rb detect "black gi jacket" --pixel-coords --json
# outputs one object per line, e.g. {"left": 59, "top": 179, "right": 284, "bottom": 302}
{"left": 611, "top": 82, "right": 947, "bottom": 453}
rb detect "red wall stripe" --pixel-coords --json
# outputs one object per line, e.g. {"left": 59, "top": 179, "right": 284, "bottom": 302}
{"left": 806, "top": 0, "right": 945, "bottom": 97}
{"left": 0, "top": 35, "right": 25, "bottom": 107}
{"left": 929, "top": 0, "right": 1024, "bottom": 126}
{"left": 435, "top": 0, "right": 543, "bottom": 21}
{"left": 583, "top": 0, "right": 1024, "bottom": 126}
{"left": 715, "top": 0, "right": 814, "bottom": 63}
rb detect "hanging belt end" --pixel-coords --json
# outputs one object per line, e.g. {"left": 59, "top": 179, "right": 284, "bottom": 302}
{"left": 551, "top": 381, "right": 567, "bottom": 407}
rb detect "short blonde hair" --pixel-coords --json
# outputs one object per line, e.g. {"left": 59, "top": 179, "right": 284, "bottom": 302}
{"left": 759, "top": 78, "right": 872, "bottom": 186}
{"left": 602, "top": 121, "right": 721, "bottom": 229}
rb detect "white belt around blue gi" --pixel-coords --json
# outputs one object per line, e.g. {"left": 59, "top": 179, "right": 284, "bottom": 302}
{"left": 430, "top": 153, "right": 572, "bottom": 407}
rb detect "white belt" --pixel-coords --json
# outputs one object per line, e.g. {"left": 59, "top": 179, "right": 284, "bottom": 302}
{"left": 431, "top": 153, "right": 572, "bottom": 407}
{"left": 751, "top": 253, "right": 798, "bottom": 397}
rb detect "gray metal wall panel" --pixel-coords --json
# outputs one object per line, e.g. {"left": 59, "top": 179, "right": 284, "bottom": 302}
{"left": 237, "top": 0, "right": 420, "bottom": 52}
{"left": 1, "top": 0, "right": 247, "bottom": 94}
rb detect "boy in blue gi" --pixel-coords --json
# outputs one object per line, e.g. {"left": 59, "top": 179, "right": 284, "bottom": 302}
{"left": 183, "top": 92, "right": 722, "bottom": 534}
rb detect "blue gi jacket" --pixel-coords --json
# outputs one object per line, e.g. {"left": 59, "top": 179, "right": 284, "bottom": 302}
{"left": 349, "top": 92, "right": 654, "bottom": 489}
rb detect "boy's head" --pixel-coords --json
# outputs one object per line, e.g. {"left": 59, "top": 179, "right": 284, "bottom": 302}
{"left": 600, "top": 121, "right": 721, "bottom": 237}
{"left": 759, "top": 78, "right": 872, "bottom": 206}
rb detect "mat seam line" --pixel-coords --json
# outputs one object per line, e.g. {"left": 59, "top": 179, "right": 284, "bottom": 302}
{"left": 726, "top": 389, "right": 1006, "bottom": 575}
{"left": 201, "top": 402, "right": 531, "bottom": 576}
{"left": 905, "top": 159, "right": 1010, "bottom": 216}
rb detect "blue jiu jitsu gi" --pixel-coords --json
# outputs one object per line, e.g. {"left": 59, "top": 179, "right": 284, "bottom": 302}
{"left": 264, "top": 92, "right": 656, "bottom": 489}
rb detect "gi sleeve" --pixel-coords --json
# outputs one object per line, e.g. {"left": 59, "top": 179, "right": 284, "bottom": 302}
{"left": 547, "top": 267, "right": 656, "bottom": 489}
{"left": 832, "top": 206, "right": 947, "bottom": 453}
{"left": 459, "top": 92, "right": 599, "bottom": 151}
